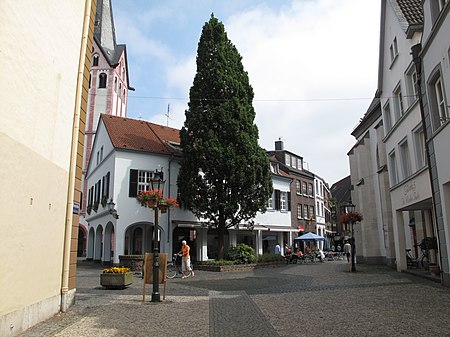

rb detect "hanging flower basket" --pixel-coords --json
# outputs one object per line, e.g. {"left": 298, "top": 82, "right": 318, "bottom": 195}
{"left": 137, "top": 190, "right": 163, "bottom": 208}
{"left": 339, "top": 211, "right": 363, "bottom": 224}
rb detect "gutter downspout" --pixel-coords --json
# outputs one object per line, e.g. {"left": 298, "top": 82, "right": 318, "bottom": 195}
{"left": 61, "top": 0, "right": 93, "bottom": 312}
{"left": 411, "top": 43, "right": 443, "bottom": 280}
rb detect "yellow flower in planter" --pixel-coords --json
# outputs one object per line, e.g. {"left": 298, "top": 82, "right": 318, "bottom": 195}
{"left": 102, "top": 267, "right": 131, "bottom": 274}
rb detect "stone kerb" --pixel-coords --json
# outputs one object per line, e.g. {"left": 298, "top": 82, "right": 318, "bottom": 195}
{"left": 195, "top": 261, "right": 285, "bottom": 272}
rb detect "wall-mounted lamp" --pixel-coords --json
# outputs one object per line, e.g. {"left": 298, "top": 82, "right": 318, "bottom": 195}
{"left": 107, "top": 199, "right": 119, "bottom": 219}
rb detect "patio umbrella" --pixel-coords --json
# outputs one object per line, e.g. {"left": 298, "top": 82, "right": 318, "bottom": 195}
{"left": 294, "top": 232, "right": 325, "bottom": 241}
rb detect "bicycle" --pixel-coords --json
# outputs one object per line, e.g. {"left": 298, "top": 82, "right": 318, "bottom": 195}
{"left": 166, "top": 253, "right": 193, "bottom": 279}
{"left": 406, "top": 247, "right": 429, "bottom": 269}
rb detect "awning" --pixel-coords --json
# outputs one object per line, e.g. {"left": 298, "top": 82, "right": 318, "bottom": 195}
{"left": 253, "top": 224, "right": 299, "bottom": 232}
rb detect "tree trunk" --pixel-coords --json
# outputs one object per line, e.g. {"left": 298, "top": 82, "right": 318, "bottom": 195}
{"left": 218, "top": 225, "right": 225, "bottom": 260}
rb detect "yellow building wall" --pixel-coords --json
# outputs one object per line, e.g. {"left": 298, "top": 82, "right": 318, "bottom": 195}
{"left": 0, "top": 0, "right": 96, "bottom": 335}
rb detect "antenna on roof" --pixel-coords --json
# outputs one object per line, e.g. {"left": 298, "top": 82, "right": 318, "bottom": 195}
{"left": 165, "top": 103, "right": 172, "bottom": 127}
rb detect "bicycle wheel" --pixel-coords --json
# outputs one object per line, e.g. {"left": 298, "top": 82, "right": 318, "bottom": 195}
{"left": 166, "top": 263, "right": 177, "bottom": 279}
{"left": 420, "top": 255, "right": 429, "bottom": 269}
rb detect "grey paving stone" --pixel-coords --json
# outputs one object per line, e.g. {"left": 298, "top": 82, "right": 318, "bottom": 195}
{"left": 19, "top": 260, "right": 450, "bottom": 337}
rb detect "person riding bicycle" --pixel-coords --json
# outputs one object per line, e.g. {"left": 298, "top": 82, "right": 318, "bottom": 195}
{"left": 179, "top": 240, "right": 194, "bottom": 279}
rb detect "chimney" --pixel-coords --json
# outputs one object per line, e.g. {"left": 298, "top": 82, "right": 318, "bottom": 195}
{"left": 275, "top": 139, "right": 284, "bottom": 151}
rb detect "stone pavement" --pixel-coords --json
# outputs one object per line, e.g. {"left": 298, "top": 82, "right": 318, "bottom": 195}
{"left": 20, "top": 260, "right": 450, "bottom": 337}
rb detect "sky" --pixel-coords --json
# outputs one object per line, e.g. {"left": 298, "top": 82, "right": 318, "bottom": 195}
{"left": 112, "top": 0, "right": 381, "bottom": 185}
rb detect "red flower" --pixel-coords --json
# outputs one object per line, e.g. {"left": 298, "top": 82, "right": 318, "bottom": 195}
{"left": 339, "top": 211, "right": 363, "bottom": 224}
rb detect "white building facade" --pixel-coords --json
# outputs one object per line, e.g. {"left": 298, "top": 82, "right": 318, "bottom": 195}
{"left": 85, "top": 115, "right": 294, "bottom": 264}
{"left": 419, "top": 0, "right": 450, "bottom": 285}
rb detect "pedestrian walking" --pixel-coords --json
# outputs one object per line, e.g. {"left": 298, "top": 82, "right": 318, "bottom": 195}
{"left": 179, "top": 240, "right": 194, "bottom": 278}
{"left": 343, "top": 241, "right": 351, "bottom": 263}
{"left": 275, "top": 243, "right": 281, "bottom": 254}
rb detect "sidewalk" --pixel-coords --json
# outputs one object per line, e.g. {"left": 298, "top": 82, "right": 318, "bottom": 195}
{"left": 20, "top": 260, "right": 450, "bottom": 337}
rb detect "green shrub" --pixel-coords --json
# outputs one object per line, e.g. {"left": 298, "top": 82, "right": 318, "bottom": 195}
{"left": 256, "top": 253, "right": 284, "bottom": 263}
{"left": 227, "top": 244, "right": 256, "bottom": 264}
{"left": 199, "top": 260, "right": 237, "bottom": 265}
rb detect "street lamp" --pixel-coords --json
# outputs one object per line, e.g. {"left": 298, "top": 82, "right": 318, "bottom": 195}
{"left": 346, "top": 204, "right": 356, "bottom": 272}
{"left": 150, "top": 170, "right": 165, "bottom": 302}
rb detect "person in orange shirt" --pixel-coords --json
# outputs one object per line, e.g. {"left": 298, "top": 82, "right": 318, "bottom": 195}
{"left": 179, "top": 240, "right": 194, "bottom": 278}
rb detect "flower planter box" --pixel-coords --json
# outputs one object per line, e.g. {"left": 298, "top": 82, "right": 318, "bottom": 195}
{"left": 100, "top": 272, "right": 133, "bottom": 289}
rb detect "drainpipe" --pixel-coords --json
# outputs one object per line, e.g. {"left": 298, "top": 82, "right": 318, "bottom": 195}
{"left": 61, "top": 0, "right": 93, "bottom": 312}
{"left": 411, "top": 43, "right": 443, "bottom": 279}
{"left": 167, "top": 154, "right": 174, "bottom": 249}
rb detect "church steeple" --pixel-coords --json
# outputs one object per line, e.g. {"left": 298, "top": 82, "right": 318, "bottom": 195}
{"left": 94, "top": 0, "right": 117, "bottom": 65}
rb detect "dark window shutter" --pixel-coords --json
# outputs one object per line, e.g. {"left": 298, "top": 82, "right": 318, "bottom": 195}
{"left": 275, "top": 189, "right": 281, "bottom": 210}
{"left": 94, "top": 184, "right": 98, "bottom": 204}
{"left": 102, "top": 176, "right": 105, "bottom": 197}
{"left": 96, "top": 180, "right": 101, "bottom": 203}
{"left": 129, "top": 169, "right": 138, "bottom": 197}
{"left": 106, "top": 172, "right": 110, "bottom": 199}
{"left": 287, "top": 192, "right": 291, "bottom": 211}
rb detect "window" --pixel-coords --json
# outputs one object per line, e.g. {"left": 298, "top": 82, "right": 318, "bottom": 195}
{"left": 390, "top": 37, "right": 398, "bottom": 64}
{"left": 98, "top": 73, "right": 107, "bottom": 88}
{"left": 413, "top": 127, "right": 426, "bottom": 169}
{"left": 297, "top": 158, "right": 302, "bottom": 170}
{"left": 431, "top": 0, "right": 448, "bottom": 22}
{"left": 320, "top": 182, "right": 324, "bottom": 195}
{"left": 388, "top": 151, "right": 398, "bottom": 185}
{"left": 89, "top": 73, "right": 91, "bottom": 89}
{"left": 93, "top": 55, "right": 99, "bottom": 67}
{"left": 114, "top": 77, "right": 117, "bottom": 92}
{"left": 406, "top": 66, "right": 419, "bottom": 106}
{"left": 100, "top": 146, "right": 103, "bottom": 162}
{"left": 138, "top": 170, "right": 152, "bottom": 192}
{"left": 393, "top": 84, "right": 404, "bottom": 121}
{"left": 285, "top": 154, "right": 291, "bottom": 166}
{"left": 308, "top": 183, "right": 313, "bottom": 196}
{"left": 303, "top": 205, "right": 308, "bottom": 219}
{"left": 280, "top": 192, "right": 287, "bottom": 211}
{"left": 399, "top": 139, "right": 412, "bottom": 179}
{"left": 435, "top": 77, "right": 447, "bottom": 124}
{"left": 429, "top": 73, "right": 448, "bottom": 130}
{"left": 129, "top": 169, "right": 155, "bottom": 197}
{"left": 383, "top": 101, "right": 393, "bottom": 133}
{"left": 296, "top": 180, "right": 301, "bottom": 194}
{"left": 291, "top": 156, "right": 297, "bottom": 169}
{"left": 302, "top": 181, "right": 307, "bottom": 195}
{"left": 317, "top": 201, "right": 320, "bottom": 216}
{"left": 309, "top": 205, "right": 315, "bottom": 219}
{"left": 297, "top": 204, "right": 302, "bottom": 219}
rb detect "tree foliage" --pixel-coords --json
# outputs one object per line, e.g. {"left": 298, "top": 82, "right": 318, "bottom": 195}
{"left": 177, "top": 14, "right": 272, "bottom": 258}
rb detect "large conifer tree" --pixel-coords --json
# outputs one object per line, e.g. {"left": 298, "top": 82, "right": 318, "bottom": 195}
{"left": 178, "top": 14, "right": 272, "bottom": 259}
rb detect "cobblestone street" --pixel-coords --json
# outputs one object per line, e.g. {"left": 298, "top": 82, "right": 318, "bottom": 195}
{"left": 21, "top": 260, "right": 450, "bottom": 337}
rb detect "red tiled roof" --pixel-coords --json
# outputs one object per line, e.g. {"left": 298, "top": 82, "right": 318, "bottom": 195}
{"left": 396, "top": 0, "right": 423, "bottom": 25}
{"left": 101, "top": 114, "right": 180, "bottom": 154}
